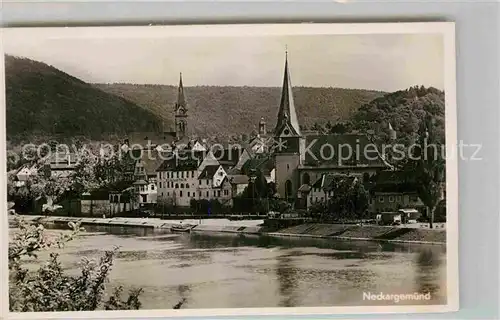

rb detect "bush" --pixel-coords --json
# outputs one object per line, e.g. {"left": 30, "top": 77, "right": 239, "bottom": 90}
{"left": 8, "top": 216, "right": 143, "bottom": 312}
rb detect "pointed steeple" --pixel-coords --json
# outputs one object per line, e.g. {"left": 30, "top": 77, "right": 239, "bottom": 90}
{"left": 274, "top": 50, "right": 301, "bottom": 136}
{"left": 174, "top": 72, "right": 188, "bottom": 139}
{"left": 175, "top": 72, "right": 187, "bottom": 111}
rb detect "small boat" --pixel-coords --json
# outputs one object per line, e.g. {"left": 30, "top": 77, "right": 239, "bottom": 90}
{"left": 170, "top": 224, "right": 193, "bottom": 233}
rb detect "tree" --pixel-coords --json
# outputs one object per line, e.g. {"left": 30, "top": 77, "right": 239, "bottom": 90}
{"left": 9, "top": 216, "right": 142, "bottom": 312}
{"left": 406, "top": 114, "right": 445, "bottom": 229}
{"left": 326, "top": 177, "right": 369, "bottom": 221}
{"left": 311, "top": 122, "right": 324, "bottom": 133}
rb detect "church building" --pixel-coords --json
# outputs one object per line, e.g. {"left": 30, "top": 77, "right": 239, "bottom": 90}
{"left": 272, "top": 52, "right": 389, "bottom": 207}
{"left": 124, "top": 72, "right": 197, "bottom": 151}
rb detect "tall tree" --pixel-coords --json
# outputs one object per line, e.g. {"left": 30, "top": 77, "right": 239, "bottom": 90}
{"left": 406, "top": 113, "right": 445, "bottom": 228}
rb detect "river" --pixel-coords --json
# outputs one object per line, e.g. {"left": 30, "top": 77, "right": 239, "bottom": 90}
{"left": 18, "top": 223, "right": 447, "bottom": 309}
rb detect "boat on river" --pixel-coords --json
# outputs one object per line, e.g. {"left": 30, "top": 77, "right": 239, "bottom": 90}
{"left": 170, "top": 224, "right": 194, "bottom": 233}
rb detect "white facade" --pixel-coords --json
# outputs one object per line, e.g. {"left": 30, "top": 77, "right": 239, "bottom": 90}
{"left": 157, "top": 169, "right": 199, "bottom": 207}
{"left": 136, "top": 178, "right": 158, "bottom": 204}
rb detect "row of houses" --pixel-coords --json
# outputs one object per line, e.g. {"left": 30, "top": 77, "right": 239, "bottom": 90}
{"left": 9, "top": 52, "right": 444, "bottom": 219}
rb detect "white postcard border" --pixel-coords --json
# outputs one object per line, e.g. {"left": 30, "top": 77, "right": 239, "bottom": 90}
{"left": 0, "top": 22, "right": 458, "bottom": 319}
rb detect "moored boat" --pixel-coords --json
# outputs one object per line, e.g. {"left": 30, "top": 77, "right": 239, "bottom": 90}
{"left": 170, "top": 224, "right": 194, "bottom": 233}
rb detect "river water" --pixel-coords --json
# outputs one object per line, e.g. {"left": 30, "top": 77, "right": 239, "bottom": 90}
{"left": 19, "top": 223, "right": 447, "bottom": 309}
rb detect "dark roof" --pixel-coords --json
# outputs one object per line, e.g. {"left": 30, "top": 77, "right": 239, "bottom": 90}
{"left": 156, "top": 156, "right": 199, "bottom": 172}
{"left": 241, "top": 154, "right": 274, "bottom": 176}
{"left": 303, "top": 134, "right": 387, "bottom": 168}
{"left": 211, "top": 147, "right": 246, "bottom": 166}
{"left": 228, "top": 174, "right": 249, "bottom": 185}
{"left": 198, "top": 165, "right": 221, "bottom": 179}
{"left": 311, "top": 174, "right": 357, "bottom": 191}
{"left": 371, "top": 170, "right": 418, "bottom": 193}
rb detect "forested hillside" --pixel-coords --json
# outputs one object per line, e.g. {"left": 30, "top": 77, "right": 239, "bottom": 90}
{"left": 5, "top": 55, "right": 162, "bottom": 144}
{"left": 95, "top": 83, "right": 383, "bottom": 138}
{"left": 352, "top": 86, "right": 445, "bottom": 144}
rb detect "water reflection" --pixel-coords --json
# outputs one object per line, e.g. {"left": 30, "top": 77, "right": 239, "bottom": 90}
{"left": 276, "top": 251, "right": 300, "bottom": 307}
{"left": 36, "top": 224, "right": 447, "bottom": 308}
{"left": 415, "top": 248, "right": 444, "bottom": 298}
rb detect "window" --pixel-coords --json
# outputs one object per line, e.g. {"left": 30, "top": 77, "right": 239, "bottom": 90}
{"left": 175, "top": 183, "right": 179, "bottom": 189}
{"left": 199, "top": 191, "right": 201, "bottom": 197}
{"left": 188, "top": 192, "right": 190, "bottom": 197}
{"left": 218, "top": 190, "right": 221, "bottom": 197}
{"left": 379, "top": 197, "right": 384, "bottom": 203}
{"left": 396, "top": 195, "right": 402, "bottom": 202}
{"left": 151, "top": 184, "right": 155, "bottom": 190}
{"left": 199, "top": 180, "right": 201, "bottom": 185}
{"left": 167, "top": 192, "right": 169, "bottom": 196}
{"left": 224, "top": 190, "right": 229, "bottom": 196}
{"left": 207, "top": 179, "right": 210, "bottom": 185}
{"left": 321, "top": 197, "right": 324, "bottom": 202}
{"left": 180, "top": 183, "right": 184, "bottom": 188}
{"left": 206, "top": 191, "right": 209, "bottom": 197}
{"left": 302, "top": 173, "right": 311, "bottom": 185}
{"left": 175, "top": 172, "right": 178, "bottom": 178}
{"left": 219, "top": 171, "right": 223, "bottom": 176}
{"left": 161, "top": 192, "right": 164, "bottom": 196}
{"left": 213, "top": 190, "right": 216, "bottom": 197}
{"left": 389, "top": 196, "right": 394, "bottom": 203}
{"left": 285, "top": 180, "right": 292, "bottom": 199}
{"left": 287, "top": 164, "right": 290, "bottom": 171}
{"left": 191, "top": 171, "right": 194, "bottom": 178}
{"left": 159, "top": 182, "right": 163, "bottom": 188}
{"left": 180, "top": 191, "right": 183, "bottom": 197}
{"left": 181, "top": 171, "right": 184, "bottom": 178}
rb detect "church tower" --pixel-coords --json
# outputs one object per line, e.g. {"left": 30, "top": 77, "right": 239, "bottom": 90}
{"left": 273, "top": 50, "right": 305, "bottom": 202}
{"left": 174, "top": 73, "right": 188, "bottom": 139}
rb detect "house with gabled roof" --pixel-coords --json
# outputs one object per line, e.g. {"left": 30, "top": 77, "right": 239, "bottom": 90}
{"left": 368, "top": 170, "right": 426, "bottom": 214}
{"left": 301, "top": 173, "right": 359, "bottom": 209}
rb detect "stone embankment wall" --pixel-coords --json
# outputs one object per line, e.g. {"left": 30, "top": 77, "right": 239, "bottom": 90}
{"left": 9, "top": 216, "right": 445, "bottom": 245}
{"left": 270, "top": 223, "right": 446, "bottom": 244}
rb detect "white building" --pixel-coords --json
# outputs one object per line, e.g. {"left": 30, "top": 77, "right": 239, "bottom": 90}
{"left": 156, "top": 148, "right": 249, "bottom": 207}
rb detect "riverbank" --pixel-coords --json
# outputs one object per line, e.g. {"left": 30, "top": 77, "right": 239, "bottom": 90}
{"left": 8, "top": 215, "right": 446, "bottom": 245}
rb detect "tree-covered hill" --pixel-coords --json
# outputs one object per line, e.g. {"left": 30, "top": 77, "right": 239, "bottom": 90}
{"left": 5, "top": 55, "right": 162, "bottom": 144}
{"left": 351, "top": 85, "right": 445, "bottom": 144}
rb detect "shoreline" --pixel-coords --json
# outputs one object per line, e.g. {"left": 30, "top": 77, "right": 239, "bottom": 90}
{"left": 8, "top": 215, "right": 446, "bottom": 245}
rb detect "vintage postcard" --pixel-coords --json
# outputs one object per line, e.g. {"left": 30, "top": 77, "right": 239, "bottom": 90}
{"left": 1, "top": 22, "right": 458, "bottom": 319}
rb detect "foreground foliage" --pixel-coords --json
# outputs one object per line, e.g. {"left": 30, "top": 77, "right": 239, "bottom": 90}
{"left": 9, "top": 216, "right": 142, "bottom": 312}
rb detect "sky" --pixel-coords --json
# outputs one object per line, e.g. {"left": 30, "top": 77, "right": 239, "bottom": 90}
{"left": 3, "top": 27, "right": 444, "bottom": 92}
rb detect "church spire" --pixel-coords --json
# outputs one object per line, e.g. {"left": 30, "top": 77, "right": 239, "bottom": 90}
{"left": 274, "top": 49, "right": 301, "bottom": 136}
{"left": 175, "top": 72, "right": 186, "bottom": 110}
{"left": 174, "top": 72, "right": 188, "bottom": 139}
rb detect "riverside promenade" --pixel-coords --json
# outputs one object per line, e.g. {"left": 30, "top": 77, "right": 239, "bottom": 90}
{"left": 9, "top": 215, "right": 446, "bottom": 245}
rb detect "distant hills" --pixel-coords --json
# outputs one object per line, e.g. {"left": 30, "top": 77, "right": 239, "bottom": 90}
{"left": 95, "top": 83, "right": 384, "bottom": 139}
{"left": 9, "top": 55, "right": 442, "bottom": 146}
{"left": 5, "top": 55, "right": 162, "bottom": 144}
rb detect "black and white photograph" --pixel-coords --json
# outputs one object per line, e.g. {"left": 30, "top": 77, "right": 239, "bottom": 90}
{"left": 1, "top": 23, "right": 458, "bottom": 318}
